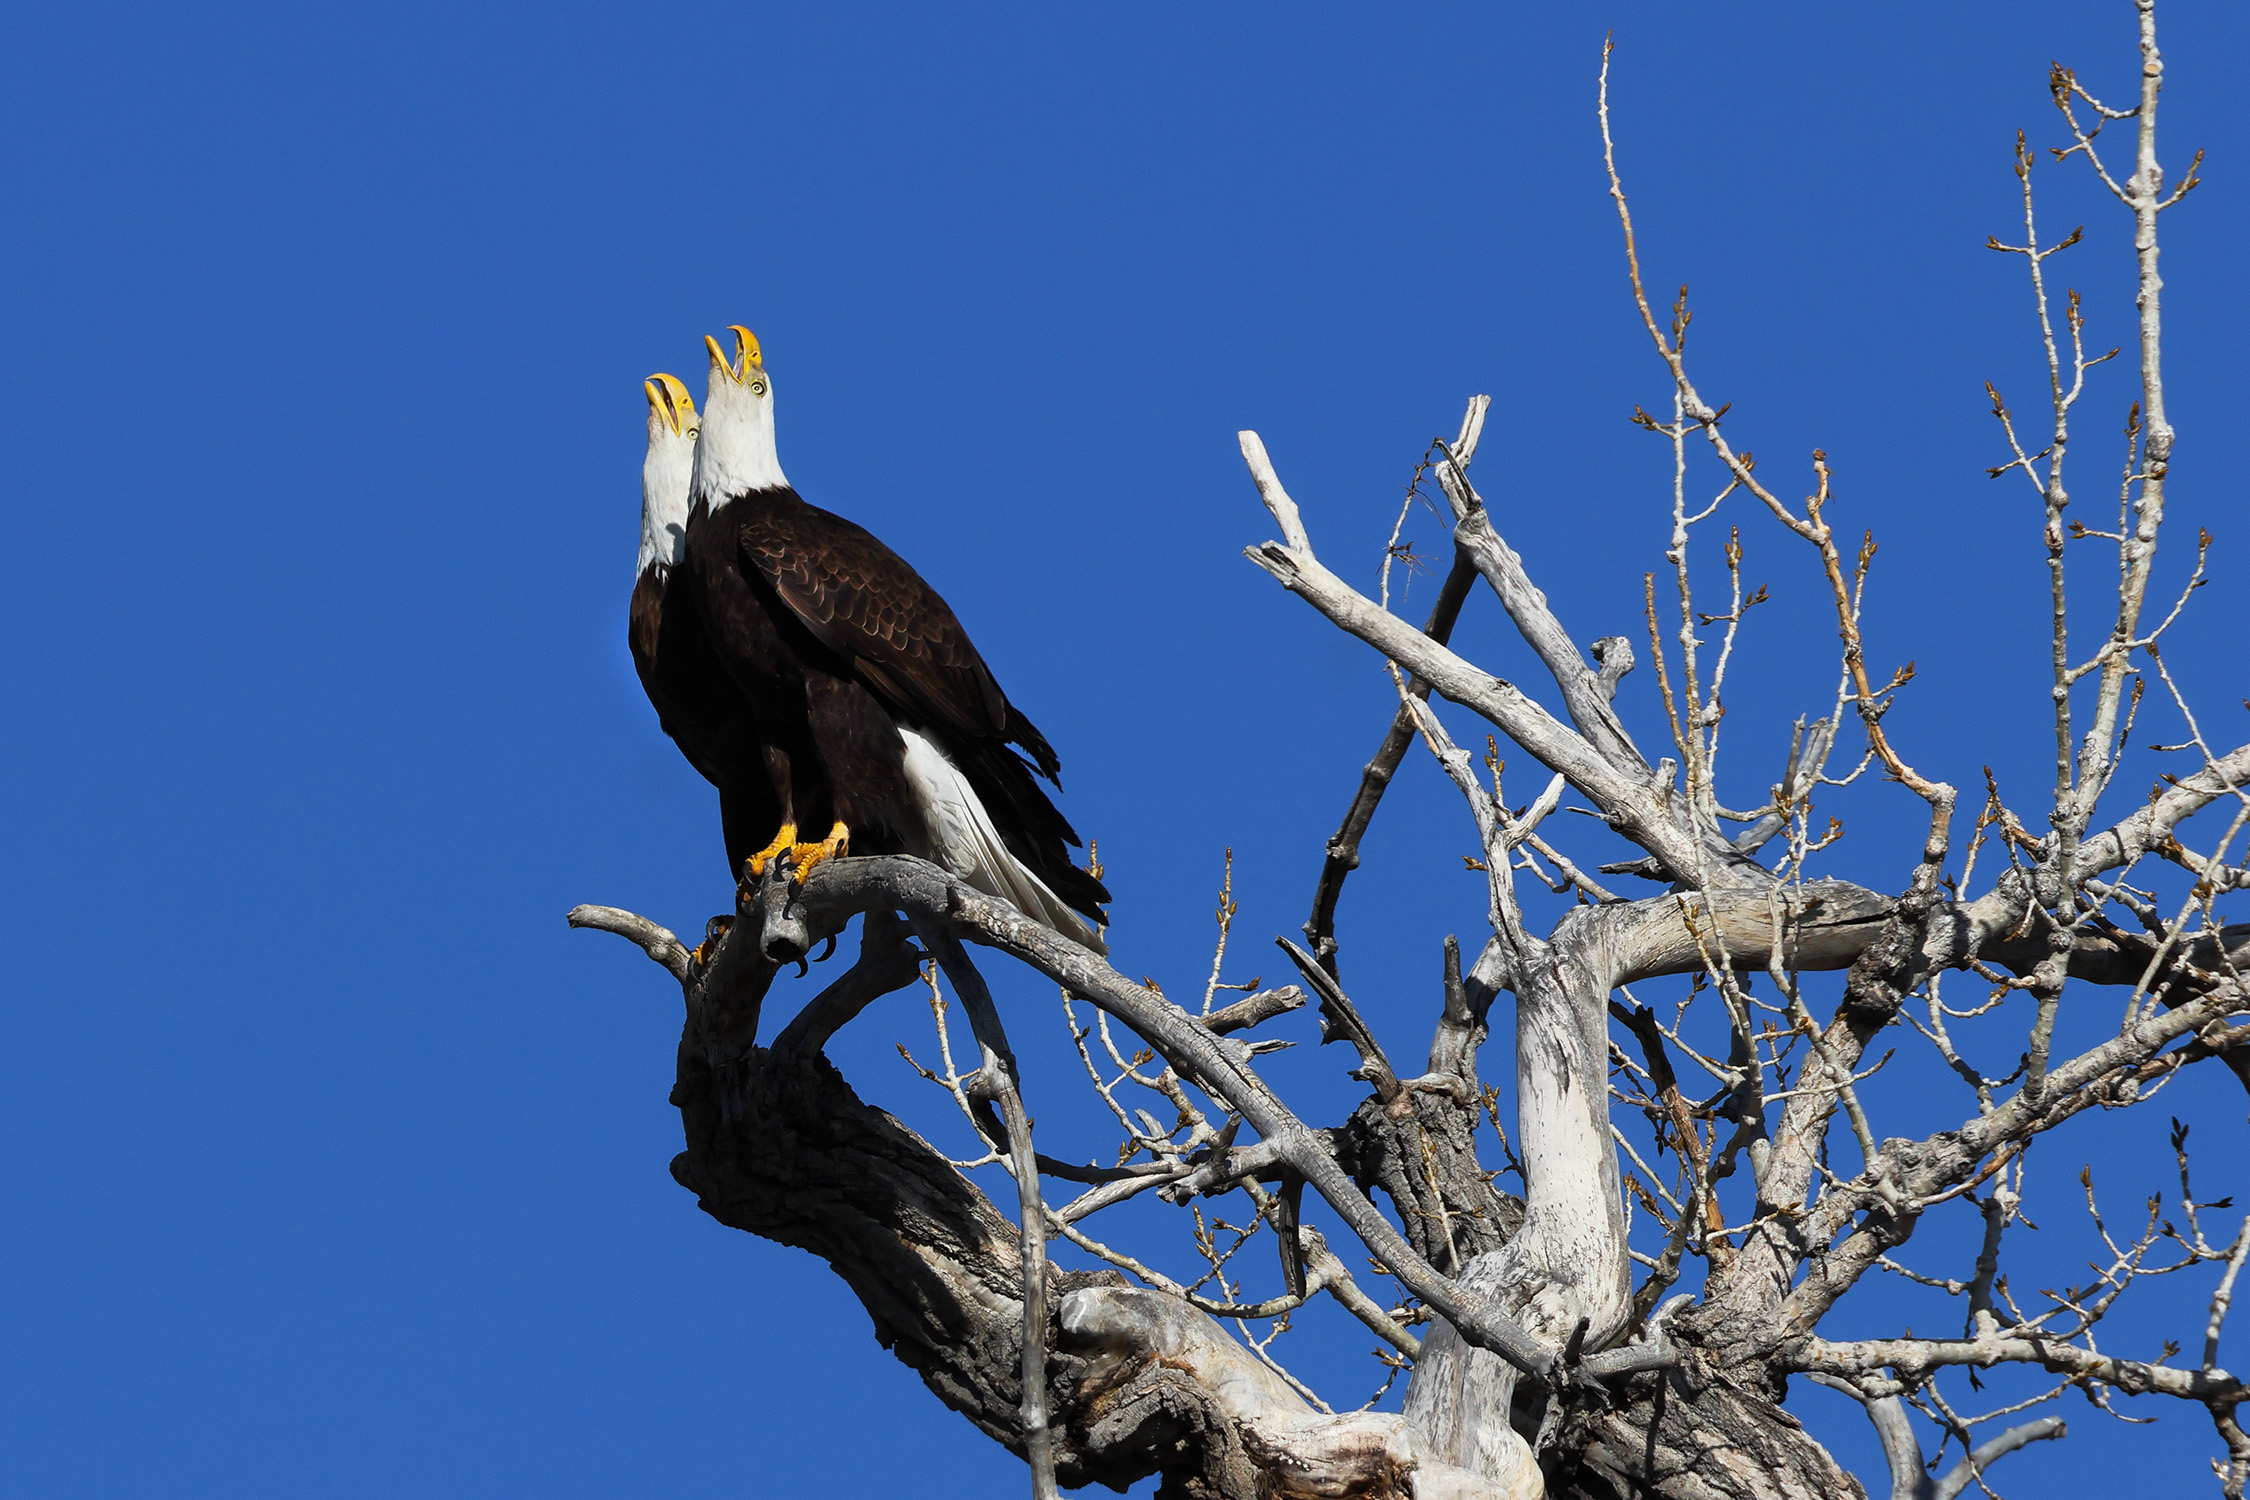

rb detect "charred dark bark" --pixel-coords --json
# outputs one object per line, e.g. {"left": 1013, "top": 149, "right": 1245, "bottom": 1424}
{"left": 671, "top": 1026, "right": 1282, "bottom": 1496}
{"left": 1337, "top": 1088, "right": 1525, "bottom": 1278}
{"left": 1549, "top": 1366, "right": 1867, "bottom": 1500}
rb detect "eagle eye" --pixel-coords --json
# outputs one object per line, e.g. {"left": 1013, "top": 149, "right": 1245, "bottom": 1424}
{"left": 750, "top": 380, "right": 767, "bottom": 396}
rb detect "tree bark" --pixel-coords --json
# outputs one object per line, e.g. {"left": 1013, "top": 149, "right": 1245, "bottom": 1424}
{"left": 646, "top": 891, "right": 1548, "bottom": 1499}
{"left": 1550, "top": 1369, "right": 1868, "bottom": 1500}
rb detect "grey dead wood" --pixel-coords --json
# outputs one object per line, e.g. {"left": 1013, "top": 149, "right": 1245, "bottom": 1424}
{"left": 573, "top": 874, "right": 1554, "bottom": 1498}
{"left": 575, "top": 807, "right": 2214, "bottom": 1497}
{"left": 568, "top": 713, "right": 2245, "bottom": 1500}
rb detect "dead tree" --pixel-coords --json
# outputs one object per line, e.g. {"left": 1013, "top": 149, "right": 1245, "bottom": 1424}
{"left": 574, "top": 4, "right": 2250, "bottom": 1495}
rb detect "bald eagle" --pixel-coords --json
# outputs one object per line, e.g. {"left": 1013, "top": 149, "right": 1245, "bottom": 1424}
{"left": 630, "top": 373, "right": 780, "bottom": 878}
{"left": 681, "top": 326, "right": 1109, "bottom": 952}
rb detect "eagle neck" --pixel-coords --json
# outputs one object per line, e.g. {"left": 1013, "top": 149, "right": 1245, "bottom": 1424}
{"left": 693, "top": 383, "right": 789, "bottom": 502}
{"left": 639, "top": 438, "right": 695, "bottom": 578}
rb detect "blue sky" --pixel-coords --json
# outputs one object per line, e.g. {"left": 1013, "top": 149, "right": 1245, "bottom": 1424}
{"left": 4, "top": 2, "right": 2247, "bottom": 1495}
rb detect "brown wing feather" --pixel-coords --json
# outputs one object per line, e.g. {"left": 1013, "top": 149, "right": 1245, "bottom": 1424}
{"left": 718, "top": 487, "right": 1101, "bottom": 919}
{"left": 737, "top": 495, "right": 1014, "bottom": 747}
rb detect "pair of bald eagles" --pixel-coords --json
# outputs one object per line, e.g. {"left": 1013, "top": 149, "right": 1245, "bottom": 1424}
{"left": 630, "top": 327, "right": 1108, "bottom": 952}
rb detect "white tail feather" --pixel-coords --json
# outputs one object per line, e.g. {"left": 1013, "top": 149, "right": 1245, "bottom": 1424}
{"left": 898, "top": 728, "right": 1106, "bottom": 955}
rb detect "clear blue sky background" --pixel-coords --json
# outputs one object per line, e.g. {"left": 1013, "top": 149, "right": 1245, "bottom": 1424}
{"left": 5, "top": 2, "right": 2247, "bottom": 1495}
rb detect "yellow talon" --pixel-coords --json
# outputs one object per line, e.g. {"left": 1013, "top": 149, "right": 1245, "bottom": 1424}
{"left": 745, "top": 823, "right": 798, "bottom": 879}
{"left": 790, "top": 821, "right": 851, "bottom": 883}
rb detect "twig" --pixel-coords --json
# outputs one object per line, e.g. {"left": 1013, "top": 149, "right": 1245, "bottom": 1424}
{"left": 1302, "top": 395, "right": 1491, "bottom": 977}
{"left": 567, "top": 904, "right": 693, "bottom": 984}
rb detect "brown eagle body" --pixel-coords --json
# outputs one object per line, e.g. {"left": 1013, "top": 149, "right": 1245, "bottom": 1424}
{"left": 627, "top": 558, "right": 780, "bottom": 877}
{"left": 685, "top": 480, "right": 1110, "bottom": 941}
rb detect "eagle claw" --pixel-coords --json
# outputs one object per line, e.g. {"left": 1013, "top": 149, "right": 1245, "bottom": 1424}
{"left": 744, "top": 823, "right": 800, "bottom": 880}
{"left": 692, "top": 915, "right": 734, "bottom": 969}
{"left": 790, "top": 822, "right": 851, "bottom": 884}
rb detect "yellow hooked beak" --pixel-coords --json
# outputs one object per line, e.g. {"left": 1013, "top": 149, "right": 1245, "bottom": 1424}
{"left": 644, "top": 372, "right": 696, "bottom": 435}
{"left": 703, "top": 324, "right": 764, "bottom": 384}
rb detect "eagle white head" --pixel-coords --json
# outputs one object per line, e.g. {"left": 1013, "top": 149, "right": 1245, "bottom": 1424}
{"left": 639, "top": 372, "right": 698, "bottom": 576}
{"left": 692, "top": 324, "right": 789, "bottom": 503}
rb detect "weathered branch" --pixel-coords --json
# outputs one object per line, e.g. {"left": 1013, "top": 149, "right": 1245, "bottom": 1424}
{"left": 770, "top": 907, "right": 923, "bottom": 1059}
{"left": 1303, "top": 394, "right": 1493, "bottom": 979}
{"left": 1202, "top": 984, "right": 1307, "bottom": 1037}
{"left": 1243, "top": 435, "right": 1725, "bottom": 888}
{"left": 566, "top": 904, "right": 693, "bottom": 983}
{"left": 1276, "top": 936, "right": 1401, "bottom": 1100}
{"left": 760, "top": 854, "right": 1564, "bottom": 1380}
{"left": 1430, "top": 442, "right": 1657, "bottom": 793}
{"left": 2071, "top": 741, "right": 2250, "bottom": 880}
{"left": 1932, "top": 1417, "right": 2066, "bottom": 1500}
{"left": 1062, "top": 1286, "right": 1539, "bottom": 1499}
{"left": 1800, "top": 1328, "right": 2245, "bottom": 1404}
